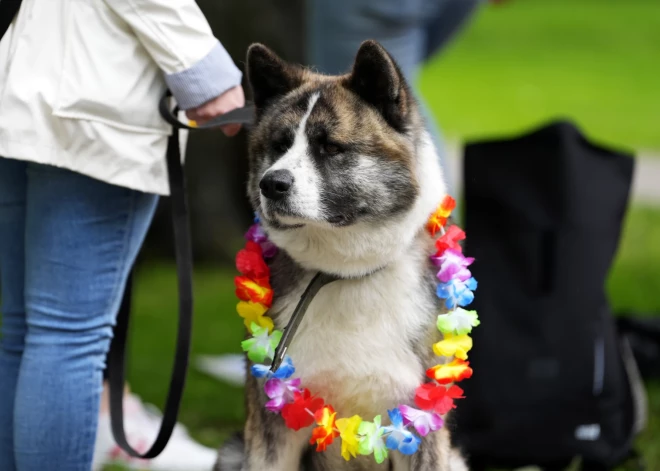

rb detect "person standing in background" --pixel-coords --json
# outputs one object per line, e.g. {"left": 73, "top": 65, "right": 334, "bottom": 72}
{"left": 307, "top": 0, "right": 485, "bottom": 196}
{"left": 0, "top": 1, "right": 244, "bottom": 470}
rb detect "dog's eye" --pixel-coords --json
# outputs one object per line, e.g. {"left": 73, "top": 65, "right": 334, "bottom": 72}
{"left": 322, "top": 142, "right": 342, "bottom": 156}
{"left": 271, "top": 137, "right": 292, "bottom": 155}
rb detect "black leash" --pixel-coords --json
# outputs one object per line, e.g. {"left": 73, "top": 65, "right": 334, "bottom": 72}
{"left": 107, "top": 91, "right": 255, "bottom": 459}
{"left": 269, "top": 272, "right": 339, "bottom": 372}
{"left": 0, "top": 1, "right": 22, "bottom": 42}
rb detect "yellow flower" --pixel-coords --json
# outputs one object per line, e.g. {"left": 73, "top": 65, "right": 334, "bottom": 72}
{"left": 336, "top": 415, "right": 363, "bottom": 461}
{"left": 433, "top": 333, "right": 473, "bottom": 360}
{"left": 237, "top": 301, "right": 274, "bottom": 333}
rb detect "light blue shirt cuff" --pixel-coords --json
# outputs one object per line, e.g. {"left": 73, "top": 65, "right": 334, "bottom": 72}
{"left": 165, "top": 42, "right": 243, "bottom": 110}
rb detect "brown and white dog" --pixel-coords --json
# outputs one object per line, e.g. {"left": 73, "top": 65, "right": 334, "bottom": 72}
{"left": 215, "top": 40, "right": 468, "bottom": 471}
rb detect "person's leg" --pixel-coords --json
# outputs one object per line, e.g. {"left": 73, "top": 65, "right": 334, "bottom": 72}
{"left": 13, "top": 163, "right": 158, "bottom": 471}
{"left": 0, "top": 158, "right": 28, "bottom": 471}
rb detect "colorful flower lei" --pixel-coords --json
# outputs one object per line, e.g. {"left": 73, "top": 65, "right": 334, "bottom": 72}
{"left": 234, "top": 195, "right": 480, "bottom": 463}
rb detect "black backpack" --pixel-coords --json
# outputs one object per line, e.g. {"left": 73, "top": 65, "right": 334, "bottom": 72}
{"left": 453, "top": 121, "right": 647, "bottom": 470}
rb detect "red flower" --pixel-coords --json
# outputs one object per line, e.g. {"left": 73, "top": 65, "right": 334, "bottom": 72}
{"left": 426, "top": 196, "right": 457, "bottom": 236}
{"left": 435, "top": 226, "right": 466, "bottom": 255}
{"left": 236, "top": 241, "right": 270, "bottom": 285}
{"left": 235, "top": 276, "right": 273, "bottom": 307}
{"left": 281, "top": 389, "right": 325, "bottom": 431}
{"left": 309, "top": 406, "right": 340, "bottom": 451}
{"left": 414, "top": 383, "right": 464, "bottom": 415}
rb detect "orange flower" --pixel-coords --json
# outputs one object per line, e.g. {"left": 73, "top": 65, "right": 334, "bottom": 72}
{"left": 310, "top": 406, "right": 340, "bottom": 451}
{"left": 426, "top": 196, "right": 456, "bottom": 236}
{"left": 235, "top": 276, "right": 273, "bottom": 307}
{"left": 426, "top": 359, "right": 473, "bottom": 384}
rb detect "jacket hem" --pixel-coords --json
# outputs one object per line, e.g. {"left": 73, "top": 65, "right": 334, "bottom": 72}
{"left": 0, "top": 134, "right": 170, "bottom": 196}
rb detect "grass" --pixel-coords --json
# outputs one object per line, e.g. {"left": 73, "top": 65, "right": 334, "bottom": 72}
{"left": 418, "top": 0, "right": 660, "bottom": 153}
{"left": 117, "top": 206, "right": 660, "bottom": 470}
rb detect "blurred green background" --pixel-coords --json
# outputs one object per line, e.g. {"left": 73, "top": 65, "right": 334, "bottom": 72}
{"left": 419, "top": 0, "right": 660, "bottom": 152}
{"left": 107, "top": 0, "right": 660, "bottom": 469}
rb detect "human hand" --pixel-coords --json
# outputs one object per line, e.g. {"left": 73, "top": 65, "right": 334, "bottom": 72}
{"left": 186, "top": 85, "right": 246, "bottom": 136}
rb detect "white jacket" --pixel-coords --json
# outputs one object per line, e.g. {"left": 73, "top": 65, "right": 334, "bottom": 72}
{"left": 0, "top": 0, "right": 243, "bottom": 195}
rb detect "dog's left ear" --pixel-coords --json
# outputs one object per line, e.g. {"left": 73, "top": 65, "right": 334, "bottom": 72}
{"left": 246, "top": 44, "right": 303, "bottom": 113}
{"left": 346, "top": 40, "right": 409, "bottom": 132}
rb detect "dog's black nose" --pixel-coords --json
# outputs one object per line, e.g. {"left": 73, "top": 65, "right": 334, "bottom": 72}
{"left": 260, "top": 170, "right": 294, "bottom": 200}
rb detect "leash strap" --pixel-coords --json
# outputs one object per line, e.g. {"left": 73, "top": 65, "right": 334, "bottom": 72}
{"left": 108, "top": 91, "right": 255, "bottom": 458}
{"left": 0, "top": 0, "right": 22, "bottom": 41}
{"left": 158, "top": 89, "right": 256, "bottom": 130}
{"left": 269, "top": 272, "right": 339, "bottom": 372}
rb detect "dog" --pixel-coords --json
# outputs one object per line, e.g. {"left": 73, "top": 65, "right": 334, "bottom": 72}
{"left": 215, "top": 40, "right": 469, "bottom": 471}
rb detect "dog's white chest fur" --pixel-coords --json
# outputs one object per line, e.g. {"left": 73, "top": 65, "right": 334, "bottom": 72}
{"left": 278, "top": 247, "right": 434, "bottom": 419}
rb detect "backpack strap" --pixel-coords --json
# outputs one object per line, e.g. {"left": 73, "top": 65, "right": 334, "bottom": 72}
{"left": 107, "top": 92, "right": 255, "bottom": 458}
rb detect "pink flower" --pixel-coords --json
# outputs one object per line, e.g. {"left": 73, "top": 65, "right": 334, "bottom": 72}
{"left": 264, "top": 377, "right": 301, "bottom": 412}
{"left": 399, "top": 405, "right": 444, "bottom": 436}
{"left": 431, "top": 249, "right": 474, "bottom": 283}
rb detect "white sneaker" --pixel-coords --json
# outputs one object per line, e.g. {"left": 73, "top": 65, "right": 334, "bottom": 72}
{"left": 92, "top": 393, "right": 217, "bottom": 471}
{"left": 194, "top": 354, "right": 246, "bottom": 387}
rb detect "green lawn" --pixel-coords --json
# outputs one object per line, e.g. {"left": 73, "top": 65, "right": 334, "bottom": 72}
{"left": 119, "top": 206, "right": 660, "bottom": 469}
{"left": 418, "top": 0, "right": 660, "bottom": 153}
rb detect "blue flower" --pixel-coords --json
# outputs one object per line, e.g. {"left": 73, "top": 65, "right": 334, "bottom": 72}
{"left": 250, "top": 356, "right": 295, "bottom": 380}
{"left": 382, "top": 408, "right": 421, "bottom": 455}
{"left": 436, "top": 277, "right": 478, "bottom": 309}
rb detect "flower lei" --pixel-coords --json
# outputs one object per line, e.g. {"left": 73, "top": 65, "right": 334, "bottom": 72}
{"left": 234, "top": 195, "right": 480, "bottom": 463}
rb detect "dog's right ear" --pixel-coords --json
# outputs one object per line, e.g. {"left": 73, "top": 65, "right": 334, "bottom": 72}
{"left": 346, "top": 40, "right": 409, "bottom": 132}
{"left": 246, "top": 44, "right": 302, "bottom": 111}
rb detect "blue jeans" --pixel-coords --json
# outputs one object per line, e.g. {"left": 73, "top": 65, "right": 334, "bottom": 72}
{"left": 306, "top": 0, "right": 482, "bottom": 195}
{"left": 0, "top": 158, "right": 158, "bottom": 471}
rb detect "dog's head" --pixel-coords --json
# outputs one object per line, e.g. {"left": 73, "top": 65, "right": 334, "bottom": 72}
{"left": 246, "top": 40, "right": 447, "bottom": 277}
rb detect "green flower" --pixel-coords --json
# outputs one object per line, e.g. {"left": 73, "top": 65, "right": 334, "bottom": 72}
{"left": 357, "top": 415, "right": 388, "bottom": 464}
{"left": 437, "top": 308, "right": 480, "bottom": 335}
{"left": 240, "top": 323, "right": 282, "bottom": 363}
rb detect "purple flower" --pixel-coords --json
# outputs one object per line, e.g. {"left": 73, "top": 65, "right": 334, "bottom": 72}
{"left": 245, "top": 223, "right": 267, "bottom": 243}
{"left": 432, "top": 249, "right": 474, "bottom": 283}
{"left": 245, "top": 223, "right": 278, "bottom": 258}
{"left": 264, "top": 377, "right": 302, "bottom": 412}
{"left": 260, "top": 240, "right": 278, "bottom": 259}
{"left": 399, "top": 405, "right": 444, "bottom": 437}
